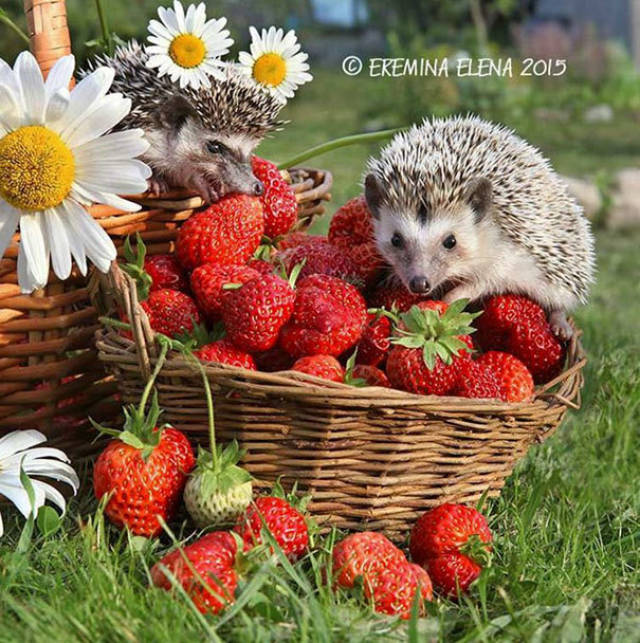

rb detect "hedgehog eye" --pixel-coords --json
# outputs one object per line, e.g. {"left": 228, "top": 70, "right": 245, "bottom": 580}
{"left": 207, "top": 140, "right": 226, "bottom": 154}
{"left": 391, "top": 232, "right": 404, "bottom": 249}
{"left": 443, "top": 234, "right": 457, "bottom": 250}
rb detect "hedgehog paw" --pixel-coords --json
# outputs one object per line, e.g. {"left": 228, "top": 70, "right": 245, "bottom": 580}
{"left": 147, "top": 176, "right": 170, "bottom": 197}
{"left": 549, "top": 310, "right": 573, "bottom": 341}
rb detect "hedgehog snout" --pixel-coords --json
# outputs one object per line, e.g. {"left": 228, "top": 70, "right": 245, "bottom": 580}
{"left": 409, "top": 276, "right": 431, "bottom": 294}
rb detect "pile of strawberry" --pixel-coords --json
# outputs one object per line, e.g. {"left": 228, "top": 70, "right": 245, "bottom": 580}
{"left": 121, "top": 161, "right": 568, "bottom": 401}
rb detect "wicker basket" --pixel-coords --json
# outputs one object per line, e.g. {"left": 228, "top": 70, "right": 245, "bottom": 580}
{"left": 93, "top": 263, "right": 587, "bottom": 539}
{"left": 0, "top": 0, "right": 332, "bottom": 456}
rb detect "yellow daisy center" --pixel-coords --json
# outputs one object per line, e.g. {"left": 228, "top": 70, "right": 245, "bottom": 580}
{"left": 0, "top": 126, "right": 75, "bottom": 212}
{"left": 253, "top": 53, "right": 287, "bottom": 87}
{"left": 169, "top": 34, "right": 207, "bottom": 68}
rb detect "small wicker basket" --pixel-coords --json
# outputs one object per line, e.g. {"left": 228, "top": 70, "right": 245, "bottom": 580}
{"left": 93, "top": 263, "right": 586, "bottom": 539}
{"left": 0, "top": 0, "right": 332, "bottom": 456}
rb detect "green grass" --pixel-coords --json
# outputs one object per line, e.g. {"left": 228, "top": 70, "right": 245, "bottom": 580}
{"left": 1, "top": 70, "right": 640, "bottom": 641}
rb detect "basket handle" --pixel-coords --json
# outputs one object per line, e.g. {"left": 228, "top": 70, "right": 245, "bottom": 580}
{"left": 24, "top": 0, "right": 72, "bottom": 77}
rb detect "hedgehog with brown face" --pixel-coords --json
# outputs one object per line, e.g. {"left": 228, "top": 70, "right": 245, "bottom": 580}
{"left": 83, "top": 42, "right": 286, "bottom": 202}
{"left": 364, "top": 116, "right": 596, "bottom": 339}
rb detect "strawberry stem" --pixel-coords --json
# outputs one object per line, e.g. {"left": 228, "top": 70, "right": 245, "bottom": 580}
{"left": 137, "top": 341, "right": 169, "bottom": 417}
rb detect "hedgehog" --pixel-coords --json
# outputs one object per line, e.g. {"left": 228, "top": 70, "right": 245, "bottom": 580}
{"left": 83, "top": 42, "right": 286, "bottom": 202}
{"left": 364, "top": 115, "right": 596, "bottom": 339}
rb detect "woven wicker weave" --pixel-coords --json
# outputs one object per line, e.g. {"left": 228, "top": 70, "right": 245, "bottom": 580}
{"left": 93, "top": 263, "right": 586, "bottom": 539}
{"left": 0, "top": 1, "right": 332, "bottom": 455}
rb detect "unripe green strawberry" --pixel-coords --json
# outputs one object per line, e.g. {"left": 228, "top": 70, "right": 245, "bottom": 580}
{"left": 184, "top": 443, "right": 253, "bottom": 528}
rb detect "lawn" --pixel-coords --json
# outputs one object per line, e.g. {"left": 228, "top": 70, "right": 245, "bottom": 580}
{"left": 1, "top": 70, "right": 639, "bottom": 642}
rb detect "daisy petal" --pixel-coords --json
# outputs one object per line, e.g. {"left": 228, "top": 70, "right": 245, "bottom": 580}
{"left": 19, "top": 213, "right": 49, "bottom": 289}
{"left": 65, "top": 94, "right": 131, "bottom": 148}
{"left": 0, "top": 429, "right": 45, "bottom": 457}
{"left": 45, "top": 55, "right": 74, "bottom": 98}
{"left": 43, "top": 208, "right": 72, "bottom": 280}
{"left": 15, "top": 51, "right": 46, "bottom": 124}
{"left": 0, "top": 204, "right": 19, "bottom": 257}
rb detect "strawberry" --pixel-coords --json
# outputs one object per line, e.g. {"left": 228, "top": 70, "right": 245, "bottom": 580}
{"left": 141, "top": 289, "right": 202, "bottom": 338}
{"left": 92, "top": 345, "right": 195, "bottom": 537}
{"left": 477, "top": 351, "right": 534, "bottom": 402}
{"left": 328, "top": 195, "right": 385, "bottom": 287}
{"left": 253, "top": 346, "right": 295, "bottom": 372}
{"left": 190, "top": 263, "right": 260, "bottom": 321}
{"left": 368, "top": 283, "right": 428, "bottom": 313}
{"left": 150, "top": 531, "right": 238, "bottom": 614}
{"left": 386, "top": 300, "right": 478, "bottom": 396}
{"left": 365, "top": 562, "right": 433, "bottom": 619}
{"left": 279, "top": 274, "right": 367, "bottom": 358}
{"left": 475, "top": 294, "right": 566, "bottom": 383}
{"left": 454, "top": 360, "right": 500, "bottom": 399}
{"left": 252, "top": 156, "right": 298, "bottom": 238}
{"left": 222, "top": 271, "right": 298, "bottom": 352}
{"left": 234, "top": 496, "right": 309, "bottom": 561}
{"left": 355, "top": 313, "right": 392, "bottom": 367}
{"left": 183, "top": 340, "right": 253, "bottom": 528}
{"left": 409, "top": 503, "right": 492, "bottom": 598}
{"left": 351, "top": 364, "right": 390, "bottom": 388}
{"left": 292, "top": 354, "right": 345, "bottom": 382}
{"left": 247, "top": 257, "right": 274, "bottom": 275}
{"left": 277, "top": 232, "right": 325, "bottom": 251}
{"left": 278, "top": 239, "right": 362, "bottom": 286}
{"left": 332, "top": 531, "right": 407, "bottom": 591}
{"left": 176, "top": 195, "right": 264, "bottom": 270}
{"left": 194, "top": 339, "right": 257, "bottom": 370}
{"left": 144, "top": 254, "right": 189, "bottom": 293}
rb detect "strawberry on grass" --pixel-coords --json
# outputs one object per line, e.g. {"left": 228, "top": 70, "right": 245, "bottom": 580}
{"left": 410, "top": 503, "right": 492, "bottom": 598}
{"left": 92, "top": 339, "right": 195, "bottom": 537}
{"left": 151, "top": 530, "right": 238, "bottom": 614}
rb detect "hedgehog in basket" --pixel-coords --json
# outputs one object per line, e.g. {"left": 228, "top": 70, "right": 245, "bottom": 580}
{"left": 116, "top": 116, "right": 592, "bottom": 402}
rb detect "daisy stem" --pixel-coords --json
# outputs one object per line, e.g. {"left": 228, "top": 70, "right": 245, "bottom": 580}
{"left": 137, "top": 342, "right": 169, "bottom": 416}
{"left": 276, "top": 128, "right": 403, "bottom": 170}
{"left": 0, "top": 10, "right": 29, "bottom": 45}
{"left": 94, "top": 0, "right": 111, "bottom": 52}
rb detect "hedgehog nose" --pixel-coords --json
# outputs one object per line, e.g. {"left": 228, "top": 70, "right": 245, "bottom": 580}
{"left": 409, "top": 276, "right": 430, "bottom": 294}
{"left": 252, "top": 180, "right": 264, "bottom": 196}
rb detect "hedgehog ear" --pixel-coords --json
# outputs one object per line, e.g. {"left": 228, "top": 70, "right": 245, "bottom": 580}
{"left": 364, "top": 174, "right": 384, "bottom": 219}
{"left": 464, "top": 177, "right": 492, "bottom": 222}
{"left": 155, "top": 95, "right": 198, "bottom": 132}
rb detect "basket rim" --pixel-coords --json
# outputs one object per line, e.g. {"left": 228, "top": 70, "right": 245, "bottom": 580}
{"left": 95, "top": 324, "right": 586, "bottom": 414}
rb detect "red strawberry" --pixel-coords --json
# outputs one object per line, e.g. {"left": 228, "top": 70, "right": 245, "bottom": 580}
{"left": 475, "top": 294, "right": 565, "bottom": 383}
{"left": 368, "top": 283, "right": 428, "bottom": 312}
{"left": 365, "top": 562, "right": 433, "bottom": 619}
{"left": 253, "top": 346, "right": 295, "bottom": 372}
{"left": 278, "top": 239, "right": 362, "bottom": 285}
{"left": 292, "top": 355, "right": 345, "bottom": 382}
{"left": 190, "top": 263, "right": 260, "bottom": 321}
{"left": 410, "top": 503, "right": 492, "bottom": 598}
{"left": 234, "top": 496, "right": 308, "bottom": 561}
{"left": 332, "top": 531, "right": 407, "bottom": 591}
{"left": 355, "top": 313, "right": 392, "bottom": 367}
{"left": 195, "top": 339, "right": 257, "bottom": 370}
{"left": 93, "top": 387, "right": 195, "bottom": 537}
{"left": 279, "top": 275, "right": 367, "bottom": 358}
{"left": 329, "top": 195, "right": 385, "bottom": 287}
{"left": 176, "top": 195, "right": 264, "bottom": 270}
{"left": 247, "top": 257, "right": 274, "bottom": 275}
{"left": 386, "top": 301, "right": 477, "bottom": 396}
{"left": 477, "top": 351, "right": 534, "bottom": 402}
{"left": 252, "top": 156, "right": 298, "bottom": 238}
{"left": 222, "top": 273, "right": 297, "bottom": 352}
{"left": 351, "top": 364, "right": 390, "bottom": 388}
{"left": 141, "top": 289, "right": 202, "bottom": 338}
{"left": 454, "top": 360, "right": 500, "bottom": 399}
{"left": 144, "top": 254, "right": 189, "bottom": 293}
{"left": 150, "top": 531, "right": 237, "bottom": 614}
{"left": 277, "top": 232, "right": 325, "bottom": 251}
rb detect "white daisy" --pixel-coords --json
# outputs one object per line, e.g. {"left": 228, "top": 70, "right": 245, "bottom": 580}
{"left": 0, "top": 51, "right": 150, "bottom": 294}
{"left": 0, "top": 429, "right": 79, "bottom": 537}
{"left": 238, "top": 26, "right": 313, "bottom": 101}
{"left": 145, "top": 1, "right": 233, "bottom": 89}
